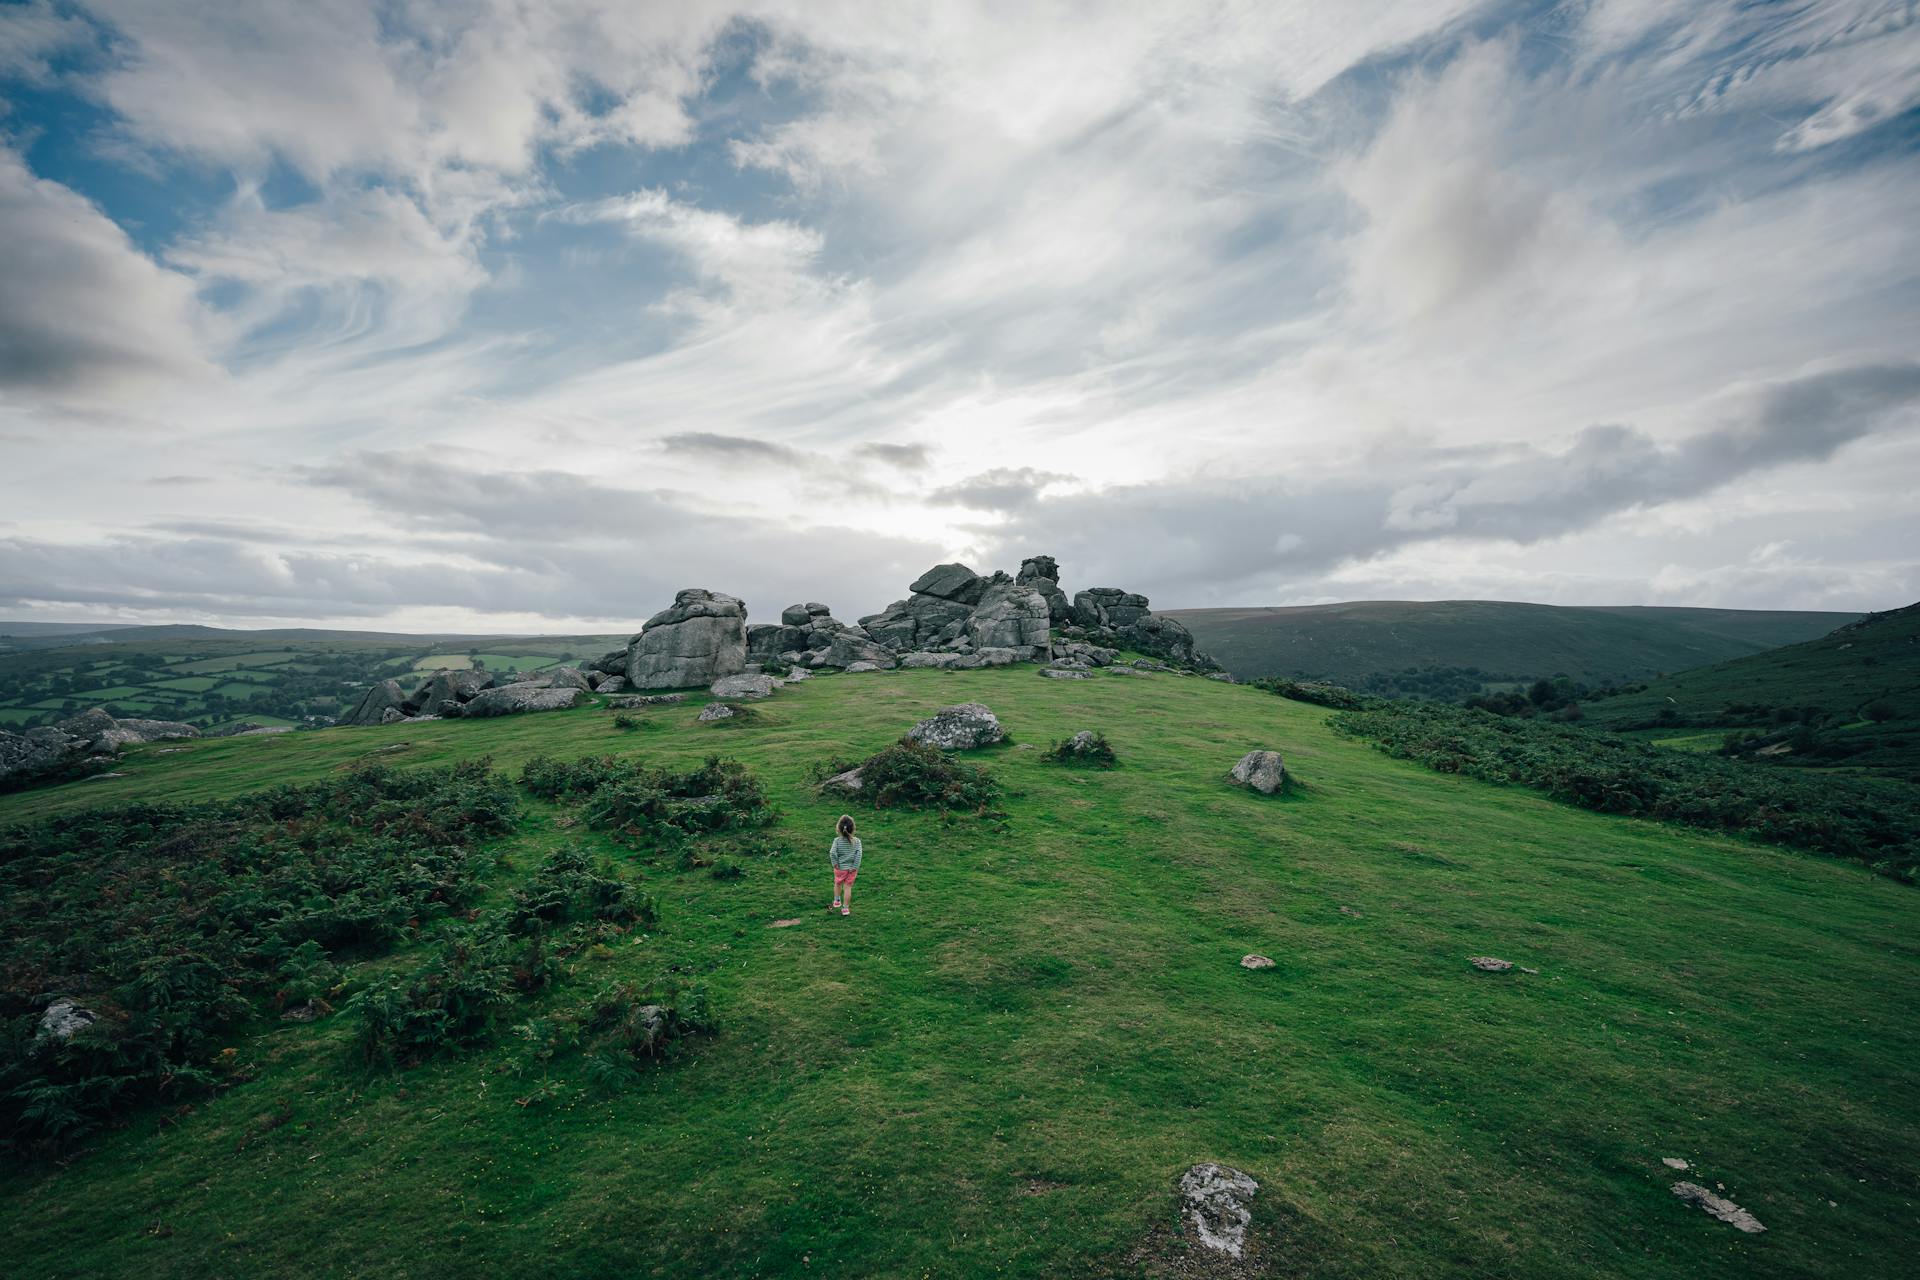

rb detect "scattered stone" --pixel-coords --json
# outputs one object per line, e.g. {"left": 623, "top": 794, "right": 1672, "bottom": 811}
{"left": 604, "top": 693, "right": 687, "bottom": 708}
{"left": 843, "top": 661, "right": 882, "bottom": 673}
{"left": 280, "top": 1002, "right": 322, "bottom": 1023}
{"left": 710, "top": 673, "right": 778, "bottom": 699}
{"left": 907, "top": 702, "right": 1006, "bottom": 750}
{"left": 1178, "top": 1164, "right": 1259, "bottom": 1258}
{"left": 1518, "top": 965, "right": 1540, "bottom": 975}
{"left": 821, "top": 766, "right": 865, "bottom": 793}
{"left": 1206, "top": 672, "right": 1236, "bottom": 683}
{"left": 36, "top": 999, "right": 97, "bottom": 1044}
{"left": 697, "top": 702, "right": 735, "bottom": 722}
{"left": 1468, "top": 956, "right": 1513, "bottom": 972}
{"left": 542, "top": 665, "right": 594, "bottom": 691}
{"left": 768, "top": 918, "right": 803, "bottom": 929}
{"left": 82, "top": 771, "right": 128, "bottom": 781}
{"left": 1229, "top": 750, "right": 1285, "bottom": 794}
{"left": 1240, "top": 954, "right": 1275, "bottom": 970}
{"left": 1038, "top": 668, "right": 1089, "bottom": 679}
{"left": 458, "top": 684, "right": 583, "bottom": 717}
{"left": 1103, "top": 665, "right": 1152, "bottom": 677}
{"left": 593, "top": 674, "right": 628, "bottom": 694}
{"left": 1339, "top": 906, "right": 1363, "bottom": 918}
{"left": 625, "top": 588, "right": 748, "bottom": 690}
{"left": 155, "top": 747, "right": 191, "bottom": 754}
{"left": 779, "top": 666, "right": 813, "bottom": 681}
{"left": 1662, "top": 1157, "right": 1690, "bottom": 1171}
{"left": 1671, "top": 1182, "right": 1766, "bottom": 1233}
{"left": 900, "top": 651, "right": 963, "bottom": 669}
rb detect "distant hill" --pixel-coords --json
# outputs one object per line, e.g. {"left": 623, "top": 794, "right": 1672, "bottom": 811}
{"left": 1584, "top": 601, "right": 1920, "bottom": 775}
{"left": 1163, "top": 600, "right": 1859, "bottom": 689}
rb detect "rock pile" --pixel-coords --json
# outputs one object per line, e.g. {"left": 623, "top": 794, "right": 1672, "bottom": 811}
{"left": 0, "top": 708, "right": 199, "bottom": 787}
{"left": 340, "top": 663, "right": 619, "bottom": 725}
{"left": 907, "top": 702, "right": 1006, "bottom": 750}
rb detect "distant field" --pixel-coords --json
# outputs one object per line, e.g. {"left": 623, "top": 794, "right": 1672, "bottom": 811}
{"left": 0, "top": 628, "right": 628, "bottom": 733}
{"left": 1166, "top": 599, "right": 1859, "bottom": 688}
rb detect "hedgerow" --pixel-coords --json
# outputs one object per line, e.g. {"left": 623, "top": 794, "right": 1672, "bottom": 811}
{"left": 1332, "top": 701, "right": 1920, "bottom": 881}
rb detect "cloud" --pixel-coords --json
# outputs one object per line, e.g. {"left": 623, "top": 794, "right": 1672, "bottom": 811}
{"left": 657, "top": 432, "right": 806, "bottom": 466}
{"left": 929, "top": 467, "right": 1072, "bottom": 513}
{"left": 856, "top": 442, "right": 931, "bottom": 470}
{"left": 0, "top": 146, "right": 213, "bottom": 399}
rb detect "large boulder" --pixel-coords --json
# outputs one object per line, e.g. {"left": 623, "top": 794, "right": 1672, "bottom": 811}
{"left": 747, "top": 623, "right": 809, "bottom": 662}
{"left": 781, "top": 602, "right": 834, "bottom": 627}
{"left": 626, "top": 589, "right": 748, "bottom": 690}
{"left": 542, "top": 666, "right": 594, "bottom": 691}
{"left": 859, "top": 593, "right": 972, "bottom": 652}
{"left": 1015, "top": 555, "right": 1072, "bottom": 625}
{"left": 35, "top": 998, "right": 98, "bottom": 1046}
{"left": 110, "top": 718, "right": 199, "bottom": 746}
{"left": 908, "top": 562, "right": 988, "bottom": 605}
{"left": 966, "top": 576, "right": 1051, "bottom": 655}
{"left": 53, "top": 707, "right": 120, "bottom": 750}
{"left": 457, "top": 684, "right": 582, "bottom": 717}
{"left": 0, "top": 727, "right": 88, "bottom": 786}
{"left": 341, "top": 680, "right": 409, "bottom": 726}
{"left": 711, "top": 673, "right": 778, "bottom": 699}
{"left": 907, "top": 702, "right": 1006, "bottom": 750}
{"left": 1118, "top": 614, "right": 1213, "bottom": 669}
{"left": 408, "top": 670, "right": 489, "bottom": 717}
{"left": 1229, "top": 750, "right": 1286, "bottom": 794}
{"left": 812, "top": 628, "right": 898, "bottom": 670}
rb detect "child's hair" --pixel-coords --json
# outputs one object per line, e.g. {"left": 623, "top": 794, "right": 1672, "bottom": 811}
{"left": 837, "top": 814, "right": 855, "bottom": 840}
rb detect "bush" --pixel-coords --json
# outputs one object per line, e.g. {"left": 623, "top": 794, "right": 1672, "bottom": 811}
{"left": 521, "top": 753, "right": 773, "bottom": 846}
{"left": 506, "top": 847, "right": 656, "bottom": 936}
{"left": 1252, "top": 678, "right": 1368, "bottom": 709}
{"left": 828, "top": 738, "right": 1004, "bottom": 813}
{"left": 0, "top": 761, "right": 516, "bottom": 1149}
{"left": 1332, "top": 702, "right": 1920, "bottom": 881}
{"left": 1043, "top": 730, "right": 1118, "bottom": 767}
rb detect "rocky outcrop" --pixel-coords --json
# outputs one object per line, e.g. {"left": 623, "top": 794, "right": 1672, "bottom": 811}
{"left": 458, "top": 684, "right": 583, "bottom": 717}
{"left": 1117, "top": 613, "right": 1209, "bottom": 668}
{"left": 966, "top": 575, "right": 1051, "bottom": 656}
{"left": 625, "top": 589, "right": 748, "bottom": 689}
{"left": 810, "top": 628, "right": 898, "bottom": 670}
{"left": 1671, "top": 1182, "right": 1766, "bottom": 1233}
{"left": 407, "top": 669, "right": 490, "bottom": 718}
{"left": 907, "top": 702, "right": 1006, "bottom": 750}
{"left": 542, "top": 666, "right": 593, "bottom": 691}
{"left": 35, "top": 998, "right": 98, "bottom": 1046}
{"left": 1017, "top": 555, "right": 1072, "bottom": 625}
{"left": 1072, "top": 587, "right": 1151, "bottom": 630}
{"left": 342, "top": 679, "right": 410, "bottom": 726}
{"left": 910, "top": 562, "right": 988, "bottom": 605}
{"left": 1229, "top": 750, "right": 1285, "bottom": 794}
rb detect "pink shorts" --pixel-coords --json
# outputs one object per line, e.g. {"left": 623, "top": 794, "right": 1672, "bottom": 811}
{"left": 833, "top": 866, "right": 858, "bottom": 888}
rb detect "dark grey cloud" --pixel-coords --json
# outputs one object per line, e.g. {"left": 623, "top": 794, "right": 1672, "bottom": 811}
{"left": 929, "top": 467, "right": 1072, "bottom": 512}
{"left": 656, "top": 432, "right": 806, "bottom": 465}
{"left": 856, "top": 442, "right": 932, "bottom": 470}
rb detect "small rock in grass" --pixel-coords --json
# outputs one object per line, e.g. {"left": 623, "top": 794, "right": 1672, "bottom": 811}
{"left": 821, "top": 766, "right": 864, "bottom": 793}
{"left": 844, "top": 661, "right": 882, "bottom": 673}
{"left": 907, "top": 702, "right": 1005, "bottom": 750}
{"left": 1468, "top": 956, "right": 1513, "bottom": 972}
{"left": 1240, "top": 954, "right": 1275, "bottom": 970}
{"left": 280, "top": 1002, "right": 322, "bottom": 1023}
{"left": 1229, "top": 750, "right": 1285, "bottom": 794}
{"left": 83, "top": 771, "right": 128, "bottom": 781}
{"left": 1339, "top": 905, "right": 1362, "bottom": 917}
{"left": 35, "top": 999, "right": 97, "bottom": 1044}
{"left": 1178, "top": 1163, "right": 1259, "bottom": 1258}
{"left": 710, "top": 673, "right": 778, "bottom": 699}
{"left": 1671, "top": 1181, "right": 1765, "bottom": 1233}
{"left": 697, "top": 702, "right": 735, "bottom": 722}
{"left": 1662, "top": 1157, "right": 1690, "bottom": 1170}
{"left": 1037, "top": 668, "right": 1089, "bottom": 679}
{"left": 768, "top": 919, "right": 803, "bottom": 929}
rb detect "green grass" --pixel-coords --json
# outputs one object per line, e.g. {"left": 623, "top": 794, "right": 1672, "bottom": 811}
{"left": 1587, "top": 602, "right": 1920, "bottom": 775}
{"left": 170, "top": 652, "right": 300, "bottom": 674}
{"left": 1, "top": 668, "right": 1915, "bottom": 1278}
{"left": 411, "top": 652, "right": 574, "bottom": 672}
{"left": 1167, "top": 600, "right": 1857, "bottom": 686}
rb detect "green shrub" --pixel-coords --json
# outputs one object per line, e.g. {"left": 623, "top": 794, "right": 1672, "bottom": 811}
{"left": 827, "top": 738, "right": 1004, "bottom": 813}
{"left": 1252, "top": 678, "right": 1368, "bottom": 709}
{"left": 0, "top": 761, "right": 515, "bottom": 1151}
{"left": 506, "top": 847, "right": 656, "bottom": 936}
{"left": 1043, "top": 731, "right": 1118, "bottom": 768}
{"left": 1332, "top": 702, "right": 1920, "bottom": 881}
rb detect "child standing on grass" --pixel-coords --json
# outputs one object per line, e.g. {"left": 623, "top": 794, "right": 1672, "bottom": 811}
{"left": 829, "top": 814, "right": 862, "bottom": 917}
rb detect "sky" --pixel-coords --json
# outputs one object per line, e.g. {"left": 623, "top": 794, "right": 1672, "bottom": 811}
{"left": 0, "top": 0, "right": 1917, "bottom": 633}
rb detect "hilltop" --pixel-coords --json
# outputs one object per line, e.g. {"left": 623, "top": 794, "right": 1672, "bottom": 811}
{"left": 1165, "top": 600, "right": 1856, "bottom": 693}
{"left": 1, "top": 661, "right": 1914, "bottom": 1278}
{"left": 1584, "top": 602, "right": 1920, "bottom": 776}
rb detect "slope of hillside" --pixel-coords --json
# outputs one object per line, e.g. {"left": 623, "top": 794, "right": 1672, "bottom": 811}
{"left": 1, "top": 667, "right": 1914, "bottom": 1279}
{"left": 1586, "top": 602, "right": 1920, "bottom": 775}
{"left": 1165, "top": 600, "right": 1858, "bottom": 689}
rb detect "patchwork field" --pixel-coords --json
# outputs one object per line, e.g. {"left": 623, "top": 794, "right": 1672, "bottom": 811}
{"left": 2, "top": 666, "right": 1913, "bottom": 1278}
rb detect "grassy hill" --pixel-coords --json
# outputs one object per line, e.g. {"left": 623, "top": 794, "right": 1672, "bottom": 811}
{"left": 1165, "top": 601, "right": 1858, "bottom": 691}
{"left": 1, "top": 668, "right": 1915, "bottom": 1278}
{"left": 1585, "top": 602, "right": 1920, "bottom": 776}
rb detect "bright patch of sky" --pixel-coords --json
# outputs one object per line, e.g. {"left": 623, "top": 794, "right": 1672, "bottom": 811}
{"left": 0, "top": 0, "right": 1916, "bottom": 629}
